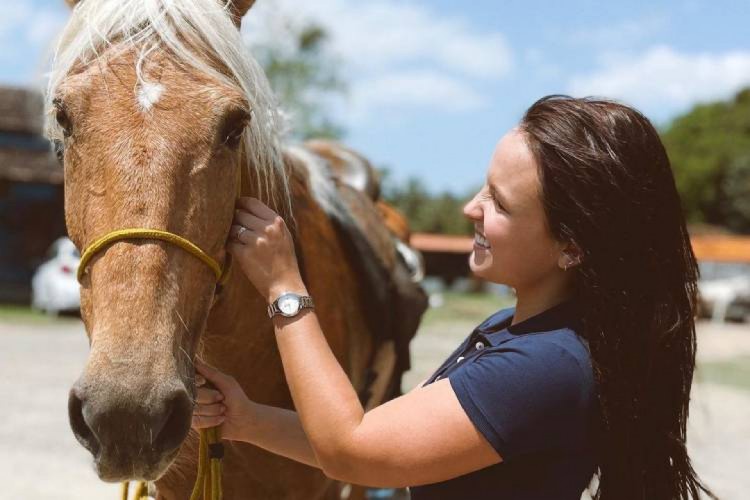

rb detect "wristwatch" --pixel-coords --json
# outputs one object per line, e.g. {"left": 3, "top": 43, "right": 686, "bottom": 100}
{"left": 267, "top": 292, "right": 315, "bottom": 319}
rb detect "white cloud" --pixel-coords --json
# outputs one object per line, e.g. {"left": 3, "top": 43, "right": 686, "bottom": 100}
{"left": 0, "top": 1, "right": 68, "bottom": 84}
{"left": 568, "top": 46, "right": 750, "bottom": 118}
{"left": 348, "top": 69, "right": 485, "bottom": 119}
{"left": 27, "top": 10, "right": 68, "bottom": 46}
{"left": 565, "top": 15, "right": 668, "bottom": 49}
{"left": 0, "top": 2, "right": 66, "bottom": 47}
{"left": 242, "top": 0, "right": 512, "bottom": 121}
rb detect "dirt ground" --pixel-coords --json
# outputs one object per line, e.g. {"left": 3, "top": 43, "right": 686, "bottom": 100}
{"left": 1, "top": 316, "right": 748, "bottom": 499}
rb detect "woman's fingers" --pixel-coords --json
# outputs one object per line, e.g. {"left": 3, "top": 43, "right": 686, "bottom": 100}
{"left": 192, "top": 414, "right": 225, "bottom": 430}
{"left": 194, "top": 402, "right": 225, "bottom": 417}
{"left": 234, "top": 210, "right": 266, "bottom": 233}
{"left": 196, "top": 387, "right": 224, "bottom": 404}
{"left": 236, "top": 197, "right": 277, "bottom": 221}
{"left": 194, "top": 358, "right": 237, "bottom": 393}
{"left": 230, "top": 224, "right": 260, "bottom": 245}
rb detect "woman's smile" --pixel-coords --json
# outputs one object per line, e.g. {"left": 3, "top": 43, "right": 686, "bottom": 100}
{"left": 474, "top": 231, "right": 491, "bottom": 250}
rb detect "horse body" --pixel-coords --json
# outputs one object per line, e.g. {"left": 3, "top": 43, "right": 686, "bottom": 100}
{"left": 46, "top": 1, "right": 426, "bottom": 497}
{"left": 157, "top": 149, "right": 394, "bottom": 499}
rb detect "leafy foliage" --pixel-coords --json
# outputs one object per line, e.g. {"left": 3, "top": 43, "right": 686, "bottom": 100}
{"left": 380, "top": 171, "right": 476, "bottom": 235}
{"left": 662, "top": 88, "right": 750, "bottom": 234}
{"left": 254, "top": 23, "right": 346, "bottom": 140}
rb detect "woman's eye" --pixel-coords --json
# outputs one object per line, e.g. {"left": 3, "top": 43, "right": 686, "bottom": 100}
{"left": 479, "top": 191, "right": 504, "bottom": 211}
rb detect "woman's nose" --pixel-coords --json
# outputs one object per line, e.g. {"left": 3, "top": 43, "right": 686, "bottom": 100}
{"left": 463, "top": 195, "right": 481, "bottom": 220}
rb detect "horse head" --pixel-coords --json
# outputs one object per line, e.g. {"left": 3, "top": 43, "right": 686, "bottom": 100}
{"left": 48, "top": 0, "right": 282, "bottom": 481}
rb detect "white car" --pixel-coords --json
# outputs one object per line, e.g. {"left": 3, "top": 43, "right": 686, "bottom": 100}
{"left": 31, "top": 237, "right": 81, "bottom": 315}
{"left": 698, "top": 275, "right": 750, "bottom": 323}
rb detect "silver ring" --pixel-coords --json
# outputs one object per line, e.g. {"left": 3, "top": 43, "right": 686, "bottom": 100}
{"left": 237, "top": 226, "right": 248, "bottom": 239}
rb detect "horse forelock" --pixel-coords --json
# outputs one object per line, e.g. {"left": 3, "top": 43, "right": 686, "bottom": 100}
{"left": 45, "top": 0, "right": 292, "bottom": 219}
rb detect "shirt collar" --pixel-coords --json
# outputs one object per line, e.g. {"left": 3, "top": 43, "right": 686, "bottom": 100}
{"left": 476, "top": 299, "right": 580, "bottom": 343}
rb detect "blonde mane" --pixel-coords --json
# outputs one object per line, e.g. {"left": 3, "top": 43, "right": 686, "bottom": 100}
{"left": 45, "top": 0, "right": 291, "bottom": 215}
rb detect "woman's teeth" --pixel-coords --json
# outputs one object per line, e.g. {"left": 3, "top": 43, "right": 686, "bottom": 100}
{"left": 474, "top": 232, "right": 490, "bottom": 249}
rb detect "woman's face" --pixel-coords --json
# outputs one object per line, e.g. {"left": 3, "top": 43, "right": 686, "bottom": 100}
{"left": 463, "top": 129, "right": 566, "bottom": 291}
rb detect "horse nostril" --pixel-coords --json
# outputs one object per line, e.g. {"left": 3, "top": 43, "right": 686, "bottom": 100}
{"left": 152, "top": 389, "right": 193, "bottom": 454}
{"left": 68, "top": 387, "right": 100, "bottom": 457}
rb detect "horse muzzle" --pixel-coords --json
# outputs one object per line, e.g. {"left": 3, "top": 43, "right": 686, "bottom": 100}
{"left": 68, "top": 374, "right": 193, "bottom": 481}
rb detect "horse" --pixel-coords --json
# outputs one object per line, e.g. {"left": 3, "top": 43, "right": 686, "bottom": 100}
{"left": 46, "top": 0, "right": 428, "bottom": 498}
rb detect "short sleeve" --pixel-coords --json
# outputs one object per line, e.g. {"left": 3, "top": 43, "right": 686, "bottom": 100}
{"left": 448, "top": 339, "right": 592, "bottom": 460}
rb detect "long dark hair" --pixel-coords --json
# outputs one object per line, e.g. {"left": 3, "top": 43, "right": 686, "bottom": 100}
{"left": 520, "top": 96, "right": 715, "bottom": 499}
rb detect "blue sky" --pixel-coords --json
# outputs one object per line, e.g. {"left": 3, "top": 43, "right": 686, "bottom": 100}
{"left": 2, "top": 0, "right": 749, "bottom": 194}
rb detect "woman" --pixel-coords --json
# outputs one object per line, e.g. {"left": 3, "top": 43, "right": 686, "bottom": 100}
{"left": 192, "top": 96, "right": 714, "bottom": 499}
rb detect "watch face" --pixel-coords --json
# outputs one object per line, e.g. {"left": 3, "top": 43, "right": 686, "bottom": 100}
{"left": 277, "top": 294, "right": 301, "bottom": 316}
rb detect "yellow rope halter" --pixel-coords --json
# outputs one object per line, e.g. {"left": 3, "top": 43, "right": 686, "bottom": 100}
{"left": 77, "top": 228, "right": 230, "bottom": 285}
{"left": 121, "top": 428, "right": 223, "bottom": 500}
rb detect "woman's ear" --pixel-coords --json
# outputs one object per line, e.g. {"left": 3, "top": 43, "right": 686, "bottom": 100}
{"left": 557, "top": 241, "right": 583, "bottom": 271}
{"left": 228, "top": 0, "right": 257, "bottom": 26}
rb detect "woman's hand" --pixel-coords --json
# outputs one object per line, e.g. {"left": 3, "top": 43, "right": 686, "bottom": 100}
{"left": 227, "top": 197, "right": 306, "bottom": 302}
{"left": 192, "top": 359, "right": 256, "bottom": 442}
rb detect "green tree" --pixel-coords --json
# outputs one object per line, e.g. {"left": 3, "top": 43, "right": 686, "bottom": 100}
{"left": 380, "top": 172, "right": 475, "bottom": 235}
{"left": 661, "top": 88, "right": 750, "bottom": 233}
{"left": 254, "top": 22, "right": 346, "bottom": 140}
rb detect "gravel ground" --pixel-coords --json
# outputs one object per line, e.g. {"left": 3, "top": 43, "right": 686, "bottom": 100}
{"left": 1, "top": 316, "right": 748, "bottom": 499}
{"left": 0, "top": 318, "right": 120, "bottom": 499}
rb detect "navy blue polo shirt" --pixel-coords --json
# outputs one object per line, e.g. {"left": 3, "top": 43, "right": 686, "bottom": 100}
{"left": 409, "top": 300, "right": 598, "bottom": 500}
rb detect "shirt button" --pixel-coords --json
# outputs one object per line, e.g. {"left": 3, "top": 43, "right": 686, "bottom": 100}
{"left": 456, "top": 356, "right": 465, "bottom": 363}
{"left": 475, "top": 341, "right": 485, "bottom": 351}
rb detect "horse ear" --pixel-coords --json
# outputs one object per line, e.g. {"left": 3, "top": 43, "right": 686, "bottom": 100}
{"left": 65, "top": 0, "right": 80, "bottom": 7}
{"left": 228, "top": 0, "right": 256, "bottom": 25}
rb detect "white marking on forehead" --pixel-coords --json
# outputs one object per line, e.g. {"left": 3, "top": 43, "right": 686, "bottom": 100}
{"left": 137, "top": 82, "right": 165, "bottom": 112}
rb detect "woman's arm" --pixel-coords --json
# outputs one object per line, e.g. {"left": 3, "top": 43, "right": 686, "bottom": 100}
{"left": 204, "top": 197, "right": 501, "bottom": 488}
{"left": 192, "top": 370, "right": 322, "bottom": 469}
{"left": 194, "top": 371, "right": 431, "bottom": 471}
{"left": 195, "top": 305, "right": 500, "bottom": 488}
{"left": 237, "top": 377, "right": 429, "bottom": 469}
{"left": 241, "top": 403, "right": 321, "bottom": 469}
{"left": 266, "top": 306, "right": 501, "bottom": 488}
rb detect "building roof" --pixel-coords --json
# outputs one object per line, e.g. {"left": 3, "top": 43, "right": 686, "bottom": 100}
{"left": 691, "top": 235, "right": 750, "bottom": 263}
{"left": 411, "top": 233, "right": 474, "bottom": 253}
{"left": 411, "top": 232, "right": 750, "bottom": 263}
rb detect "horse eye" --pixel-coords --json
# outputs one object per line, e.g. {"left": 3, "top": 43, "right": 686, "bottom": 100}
{"left": 223, "top": 125, "right": 245, "bottom": 149}
{"left": 53, "top": 99, "right": 73, "bottom": 137}
{"left": 221, "top": 109, "right": 251, "bottom": 149}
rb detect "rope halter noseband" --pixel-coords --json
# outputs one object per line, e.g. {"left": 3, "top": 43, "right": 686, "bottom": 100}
{"left": 77, "top": 228, "right": 231, "bottom": 286}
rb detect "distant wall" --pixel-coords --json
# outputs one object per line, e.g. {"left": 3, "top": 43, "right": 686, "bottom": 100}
{"left": 0, "top": 86, "right": 65, "bottom": 303}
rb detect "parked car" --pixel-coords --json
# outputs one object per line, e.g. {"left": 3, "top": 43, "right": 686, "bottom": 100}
{"left": 697, "top": 275, "right": 750, "bottom": 323}
{"left": 31, "top": 237, "right": 81, "bottom": 315}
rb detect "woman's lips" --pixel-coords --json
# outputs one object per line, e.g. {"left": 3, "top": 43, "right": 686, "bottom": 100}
{"left": 474, "top": 232, "right": 490, "bottom": 249}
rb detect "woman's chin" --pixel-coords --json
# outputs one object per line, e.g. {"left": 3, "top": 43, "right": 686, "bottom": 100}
{"left": 469, "top": 249, "right": 493, "bottom": 275}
